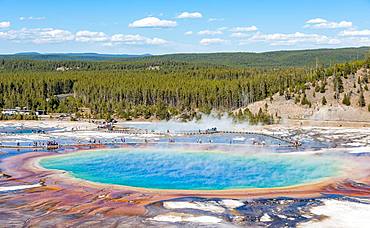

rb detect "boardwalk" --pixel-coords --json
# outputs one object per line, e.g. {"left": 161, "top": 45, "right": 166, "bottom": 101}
{"left": 108, "top": 129, "right": 300, "bottom": 146}
{"left": 0, "top": 129, "right": 300, "bottom": 149}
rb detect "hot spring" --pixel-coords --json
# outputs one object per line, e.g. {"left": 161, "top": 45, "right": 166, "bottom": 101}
{"left": 40, "top": 148, "right": 342, "bottom": 190}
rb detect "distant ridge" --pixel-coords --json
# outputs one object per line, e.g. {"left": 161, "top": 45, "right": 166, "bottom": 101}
{"left": 137, "top": 47, "right": 370, "bottom": 67}
{"left": 1, "top": 46, "right": 369, "bottom": 67}
{"left": 14, "top": 52, "right": 42, "bottom": 55}
{"left": 1, "top": 52, "right": 151, "bottom": 61}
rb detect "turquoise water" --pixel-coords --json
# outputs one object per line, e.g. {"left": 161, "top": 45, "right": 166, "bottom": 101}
{"left": 40, "top": 148, "right": 341, "bottom": 190}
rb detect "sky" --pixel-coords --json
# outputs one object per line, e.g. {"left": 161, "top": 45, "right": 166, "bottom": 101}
{"left": 1, "top": 0, "right": 370, "bottom": 54}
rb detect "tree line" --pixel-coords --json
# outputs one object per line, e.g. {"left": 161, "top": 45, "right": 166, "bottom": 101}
{"left": 0, "top": 56, "right": 368, "bottom": 123}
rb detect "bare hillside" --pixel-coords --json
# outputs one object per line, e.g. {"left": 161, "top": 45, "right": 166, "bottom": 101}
{"left": 244, "top": 68, "right": 370, "bottom": 122}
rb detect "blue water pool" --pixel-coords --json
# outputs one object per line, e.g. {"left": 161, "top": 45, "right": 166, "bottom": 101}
{"left": 40, "top": 148, "right": 341, "bottom": 190}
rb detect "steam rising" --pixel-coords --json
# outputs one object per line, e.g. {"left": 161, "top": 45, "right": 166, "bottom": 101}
{"left": 122, "top": 113, "right": 250, "bottom": 132}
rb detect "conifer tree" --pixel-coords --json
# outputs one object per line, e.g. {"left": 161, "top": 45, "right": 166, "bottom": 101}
{"left": 342, "top": 93, "right": 351, "bottom": 106}
{"left": 358, "top": 92, "right": 366, "bottom": 107}
{"left": 322, "top": 96, "right": 327, "bottom": 105}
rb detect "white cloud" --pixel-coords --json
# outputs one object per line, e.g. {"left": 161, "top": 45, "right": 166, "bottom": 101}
{"left": 305, "top": 18, "right": 352, "bottom": 29}
{"left": 184, "top": 31, "right": 193, "bottom": 35}
{"left": 111, "top": 34, "right": 143, "bottom": 42}
{"left": 128, "top": 17, "right": 177, "bottom": 28}
{"left": 145, "top": 37, "right": 168, "bottom": 45}
{"left": 32, "top": 29, "right": 74, "bottom": 44}
{"left": 177, "top": 12, "right": 202, "bottom": 19}
{"left": 208, "top": 18, "right": 224, "bottom": 22}
{"left": 230, "top": 32, "right": 252, "bottom": 38}
{"left": 0, "top": 21, "right": 10, "bottom": 28}
{"left": 347, "top": 37, "right": 370, "bottom": 46}
{"left": 249, "top": 32, "right": 340, "bottom": 46}
{"left": 339, "top": 29, "right": 370, "bottom": 37}
{"left": 19, "top": 16, "right": 46, "bottom": 21}
{"left": 337, "top": 28, "right": 370, "bottom": 46}
{"left": 102, "top": 42, "right": 114, "bottom": 47}
{"left": 200, "top": 38, "right": 225, "bottom": 45}
{"left": 326, "top": 39, "right": 341, "bottom": 45}
{"left": 0, "top": 27, "right": 168, "bottom": 46}
{"left": 0, "top": 31, "right": 10, "bottom": 39}
{"left": 306, "top": 18, "right": 327, "bottom": 24}
{"left": 198, "top": 30, "right": 223, "bottom": 35}
{"left": 230, "top": 26, "right": 258, "bottom": 32}
{"left": 111, "top": 34, "right": 167, "bottom": 45}
{"left": 75, "top": 30, "right": 109, "bottom": 42}
{"left": 0, "top": 28, "right": 74, "bottom": 43}
{"left": 218, "top": 27, "right": 228, "bottom": 31}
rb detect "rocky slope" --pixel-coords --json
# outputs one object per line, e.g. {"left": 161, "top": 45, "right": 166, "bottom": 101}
{"left": 245, "top": 68, "right": 370, "bottom": 122}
